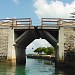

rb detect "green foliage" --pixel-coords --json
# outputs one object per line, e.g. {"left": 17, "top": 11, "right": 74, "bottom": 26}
{"left": 34, "top": 47, "right": 42, "bottom": 54}
{"left": 41, "top": 47, "right": 48, "bottom": 54}
{"left": 46, "top": 47, "right": 54, "bottom": 55}
{"left": 34, "top": 47, "right": 54, "bottom": 55}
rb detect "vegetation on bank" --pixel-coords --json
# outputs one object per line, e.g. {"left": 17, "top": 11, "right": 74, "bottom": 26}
{"left": 34, "top": 47, "right": 55, "bottom": 55}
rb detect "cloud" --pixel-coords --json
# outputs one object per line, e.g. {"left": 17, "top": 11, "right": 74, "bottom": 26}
{"left": 33, "top": 0, "right": 75, "bottom": 18}
{"left": 12, "top": 0, "right": 20, "bottom": 5}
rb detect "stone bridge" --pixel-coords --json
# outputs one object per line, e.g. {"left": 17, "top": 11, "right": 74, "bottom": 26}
{"left": 0, "top": 18, "right": 75, "bottom": 65}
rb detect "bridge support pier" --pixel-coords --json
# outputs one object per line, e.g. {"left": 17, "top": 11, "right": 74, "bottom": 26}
{"left": 7, "top": 28, "right": 26, "bottom": 65}
{"left": 58, "top": 27, "right": 64, "bottom": 61}
{"left": 55, "top": 27, "right": 64, "bottom": 67}
{"left": 7, "top": 28, "right": 16, "bottom": 64}
{"left": 15, "top": 45, "right": 26, "bottom": 65}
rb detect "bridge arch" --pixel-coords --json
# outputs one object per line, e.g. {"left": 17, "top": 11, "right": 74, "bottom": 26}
{"left": 14, "top": 27, "right": 58, "bottom": 65}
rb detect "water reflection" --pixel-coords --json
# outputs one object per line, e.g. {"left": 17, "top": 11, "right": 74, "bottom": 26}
{"left": 0, "top": 62, "right": 26, "bottom": 75}
{"left": 35, "top": 59, "right": 54, "bottom": 65}
{"left": 0, "top": 59, "right": 75, "bottom": 75}
{"left": 0, "top": 63, "right": 16, "bottom": 75}
{"left": 55, "top": 68, "right": 75, "bottom": 75}
{"left": 26, "top": 58, "right": 55, "bottom": 75}
{"left": 15, "top": 66, "right": 25, "bottom": 75}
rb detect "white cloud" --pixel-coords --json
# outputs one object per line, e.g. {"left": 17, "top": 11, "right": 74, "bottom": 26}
{"left": 12, "top": 0, "right": 20, "bottom": 5}
{"left": 34, "top": 0, "right": 75, "bottom": 18}
{"left": 4, "top": 17, "right": 10, "bottom": 22}
{"left": 26, "top": 39, "right": 51, "bottom": 54}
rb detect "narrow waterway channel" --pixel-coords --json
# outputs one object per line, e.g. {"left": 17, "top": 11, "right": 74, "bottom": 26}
{"left": 0, "top": 58, "right": 75, "bottom": 75}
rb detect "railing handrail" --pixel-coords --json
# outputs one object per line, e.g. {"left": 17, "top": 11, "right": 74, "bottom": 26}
{"left": 42, "top": 18, "right": 75, "bottom": 20}
{"left": 0, "top": 18, "right": 75, "bottom": 29}
{"left": 41, "top": 18, "right": 59, "bottom": 27}
{"left": 0, "top": 18, "right": 32, "bottom": 29}
{"left": 0, "top": 18, "right": 31, "bottom": 21}
{"left": 41, "top": 18, "right": 75, "bottom": 27}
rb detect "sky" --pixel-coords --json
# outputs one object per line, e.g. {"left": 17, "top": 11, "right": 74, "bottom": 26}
{"left": 0, "top": 0, "right": 75, "bottom": 22}
{"left": 0, "top": 0, "right": 75, "bottom": 54}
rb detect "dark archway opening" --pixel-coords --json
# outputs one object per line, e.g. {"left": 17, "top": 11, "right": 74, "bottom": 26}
{"left": 14, "top": 28, "right": 58, "bottom": 65}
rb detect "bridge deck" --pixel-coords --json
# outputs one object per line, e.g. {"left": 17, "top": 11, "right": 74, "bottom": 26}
{"left": 14, "top": 26, "right": 59, "bottom": 30}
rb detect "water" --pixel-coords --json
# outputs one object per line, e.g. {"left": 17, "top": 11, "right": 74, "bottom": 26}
{"left": 26, "top": 58, "right": 55, "bottom": 75}
{"left": 0, "top": 58, "right": 75, "bottom": 75}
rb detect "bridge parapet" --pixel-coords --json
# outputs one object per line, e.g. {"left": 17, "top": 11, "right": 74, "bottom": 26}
{"left": 0, "top": 18, "right": 32, "bottom": 29}
{"left": 0, "top": 18, "right": 75, "bottom": 28}
{"left": 41, "top": 18, "right": 75, "bottom": 27}
{"left": 60, "top": 19, "right": 75, "bottom": 26}
{"left": 41, "top": 18, "right": 59, "bottom": 26}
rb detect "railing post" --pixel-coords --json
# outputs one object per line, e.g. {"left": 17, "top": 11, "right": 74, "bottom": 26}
{"left": 12, "top": 18, "right": 14, "bottom": 29}
{"left": 29, "top": 18, "right": 32, "bottom": 29}
{"left": 16, "top": 21, "right": 17, "bottom": 26}
{"left": 58, "top": 18, "right": 63, "bottom": 26}
{"left": 41, "top": 18, "right": 43, "bottom": 29}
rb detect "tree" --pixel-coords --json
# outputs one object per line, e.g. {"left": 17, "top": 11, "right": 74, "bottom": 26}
{"left": 34, "top": 47, "right": 54, "bottom": 55}
{"left": 34, "top": 47, "right": 42, "bottom": 54}
{"left": 47, "top": 47, "right": 54, "bottom": 55}
{"left": 42, "top": 47, "right": 48, "bottom": 54}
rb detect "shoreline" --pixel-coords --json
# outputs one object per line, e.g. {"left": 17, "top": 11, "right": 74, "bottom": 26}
{"left": 26, "top": 54, "right": 55, "bottom": 62}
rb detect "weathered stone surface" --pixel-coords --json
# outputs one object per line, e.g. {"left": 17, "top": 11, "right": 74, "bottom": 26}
{"left": 0, "top": 28, "right": 9, "bottom": 59}
{"left": 64, "top": 27, "right": 75, "bottom": 50}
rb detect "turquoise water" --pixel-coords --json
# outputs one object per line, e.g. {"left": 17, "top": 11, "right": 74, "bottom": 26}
{"left": 0, "top": 58, "right": 75, "bottom": 75}
{"left": 26, "top": 58, "right": 55, "bottom": 75}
